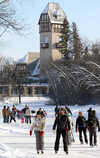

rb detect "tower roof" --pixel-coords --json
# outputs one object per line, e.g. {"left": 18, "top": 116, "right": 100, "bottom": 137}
{"left": 39, "top": 2, "right": 67, "bottom": 24}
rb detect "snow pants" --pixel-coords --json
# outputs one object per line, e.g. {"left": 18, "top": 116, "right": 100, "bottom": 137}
{"left": 35, "top": 130, "right": 44, "bottom": 151}
{"left": 54, "top": 129, "right": 68, "bottom": 152}
{"left": 79, "top": 127, "right": 88, "bottom": 143}
{"left": 89, "top": 127, "right": 97, "bottom": 145}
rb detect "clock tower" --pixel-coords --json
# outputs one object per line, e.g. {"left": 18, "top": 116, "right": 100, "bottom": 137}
{"left": 38, "top": 2, "right": 67, "bottom": 72}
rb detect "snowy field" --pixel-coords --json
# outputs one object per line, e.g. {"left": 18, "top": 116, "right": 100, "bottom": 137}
{"left": 0, "top": 97, "right": 100, "bottom": 158}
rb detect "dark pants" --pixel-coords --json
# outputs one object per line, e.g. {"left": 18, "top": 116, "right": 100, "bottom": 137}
{"left": 3, "top": 116, "right": 7, "bottom": 123}
{"left": 26, "top": 116, "right": 31, "bottom": 124}
{"left": 89, "top": 127, "right": 97, "bottom": 145}
{"left": 10, "top": 117, "right": 16, "bottom": 123}
{"left": 54, "top": 129, "right": 68, "bottom": 152}
{"left": 79, "top": 127, "right": 88, "bottom": 143}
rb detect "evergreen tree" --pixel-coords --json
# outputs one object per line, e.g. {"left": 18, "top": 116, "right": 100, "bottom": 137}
{"left": 71, "top": 22, "right": 83, "bottom": 59}
{"left": 59, "top": 19, "right": 71, "bottom": 59}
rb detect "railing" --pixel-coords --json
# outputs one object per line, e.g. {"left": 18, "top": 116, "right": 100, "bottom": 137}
{"left": 41, "top": 43, "right": 49, "bottom": 48}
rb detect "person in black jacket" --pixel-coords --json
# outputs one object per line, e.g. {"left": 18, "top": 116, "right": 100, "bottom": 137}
{"left": 53, "top": 108, "right": 70, "bottom": 155}
{"left": 87, "top": 110, "right": 100, "bottom": 147}
{"left": 76, "top": 111, "right": 88, "bottom": 144}
{"left": 87, "top": 107, "right": 92, "bottom": 119}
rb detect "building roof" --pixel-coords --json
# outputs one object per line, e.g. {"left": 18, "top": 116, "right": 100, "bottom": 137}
{"left": 18, "top": 52, "right": 40, "bottom": 76}
{"left": 39, "top": 2, "right": 67, "bottom": 24}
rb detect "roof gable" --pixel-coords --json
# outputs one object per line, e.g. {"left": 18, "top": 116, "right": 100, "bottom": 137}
{"left": 39, "top": 2, "right": 67, "bottom": 24}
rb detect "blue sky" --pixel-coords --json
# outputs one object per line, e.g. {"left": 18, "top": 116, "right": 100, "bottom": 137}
{"left": 0, "top": 0, "right": 100, "bottom": 61}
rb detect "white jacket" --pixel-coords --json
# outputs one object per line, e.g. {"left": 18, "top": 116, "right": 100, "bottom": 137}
{"left": 30, "top": 116, "right": 46, "bottom": 131}
{"left": 25, "top": 109, "right": 31, "bottom": 116}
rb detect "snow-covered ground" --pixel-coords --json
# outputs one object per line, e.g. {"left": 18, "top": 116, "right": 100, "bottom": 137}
{"left": 0, "top": 97, "right": 100, "bottom": 158}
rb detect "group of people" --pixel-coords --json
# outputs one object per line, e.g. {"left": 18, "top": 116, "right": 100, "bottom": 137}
{"left": 76, "top": 108, "right": 100, "bottom": 147}
{"left": 2, "top": 105, "right": 17, "bottom": 123}
{"left": 2, "top": 104, "right": 100, "bottom": 155}
{"left": 2, "top": 105, "right": 47, "bottom": 124}
{"left": 29, "top": 105, "right": 100, "bottom": 155}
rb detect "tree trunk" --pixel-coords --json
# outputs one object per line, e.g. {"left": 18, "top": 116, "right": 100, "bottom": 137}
{"left": 19, "top": 93, "right": 21, "bottom": 103}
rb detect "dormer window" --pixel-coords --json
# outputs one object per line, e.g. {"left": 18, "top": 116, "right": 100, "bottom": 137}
{"left": 53, "top": 10, "right": 61, "bottom": 20}
{"left": 53, "top": 10, "right": 57, "bottom": 18}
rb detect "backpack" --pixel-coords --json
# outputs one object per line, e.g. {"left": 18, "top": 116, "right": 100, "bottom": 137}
{"left": 88, "top": 115, "right": 96, "bottom": 127}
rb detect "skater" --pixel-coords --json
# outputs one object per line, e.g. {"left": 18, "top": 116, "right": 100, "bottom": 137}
{"left": 65, "top": 105, "right": 72, "bottom": 116}
{"left": 76, "top": 111, "right": 88, "bottom": 144}
{"left": 6, "top": 106, "right": 11, "bottom": 123}
{"left": 10, "top": 111, "right": 16, "bottom": 123}
{"left": 43, "top": 109, "right": 47, "bottom": 117}
{"left": 12, "top": 105, "right": 17, "bottom": 117}
{"left": 87, "top": 107, "right": 92, "bottom": 119}
{"left": 22, "top": 105, "right": 27, "bottom": 114}
{"left": 37, "top": 108, "right": 45, "bottom": 117}
{"left": 30, "top": 111, "right": 46, "bottom": 154}
{"left": 87, "top": 110, "right": 100, "bottom": 147}
{"left": 25, "top": 107, "right": 31, "bottom": 124}
{"left": 53, "top": 108, "right": 70, "bottom": 155}
{"left": 22, "top": 105, "right": 27, "bottom": 122}
{"left": 55, "top": 103, "right": 59, "bottom": 117}
{"left": 2, "top": 106, "right": 7, "bottom": 123}
{"left": 66, "top": 113, "right": 74, "bottom": 145}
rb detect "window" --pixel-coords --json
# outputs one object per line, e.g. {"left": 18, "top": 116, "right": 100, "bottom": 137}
{"left": 43, "top": 36, "right": 48, "bottom": 43}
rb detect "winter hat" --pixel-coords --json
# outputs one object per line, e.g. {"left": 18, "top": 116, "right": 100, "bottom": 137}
{"left": 61, "top": 108, "right": 68, "bottom": 114}
{"left": 67, "top": 113, "right": 71, "bottom": 117}
{"left": 27, "top": 107, "right": 29, "bottom": 109}
{"left": 36, "top": 111, "right": 41, "bottom": 115}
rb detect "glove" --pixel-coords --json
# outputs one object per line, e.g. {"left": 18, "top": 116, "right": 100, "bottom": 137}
{"left": 76, "top": 128, "right": 78, "bottom": 132}
{"left": 98, "top": 128, "right": 100, "bottom": 132}
{"left": 40, "top": 131, "right": 44, "bottom": 136}
{"left": 66, "top": 127, "right": 68, "bottom": 132}
{"left": 87, "top": 126, "right": 89, "bottom": 131}
{"left": 53, "top": 130, "right": 56, "bottom": 134}
{"left": 30, "top": 131, "right": 32, "bottom": 136}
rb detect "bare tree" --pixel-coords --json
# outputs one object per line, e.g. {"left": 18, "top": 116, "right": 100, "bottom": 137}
{"left": 0, "top": 0, "right": 36, "bottom": 37}
{"left": 45, "top": 58, "right": 100, "bottom": 105}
